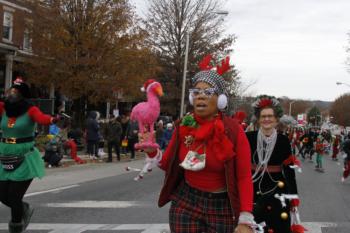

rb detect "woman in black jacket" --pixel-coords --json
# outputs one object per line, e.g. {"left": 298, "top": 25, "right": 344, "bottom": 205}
{"left": 85, "top": 111, "right": 100, "bottom": 159}
{"left": 246, "top": 95, "right": 304, "bottom": 233}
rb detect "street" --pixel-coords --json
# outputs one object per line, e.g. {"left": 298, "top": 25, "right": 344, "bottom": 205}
{"left": 1, "top": 153, "right": 350, "bottom": 233}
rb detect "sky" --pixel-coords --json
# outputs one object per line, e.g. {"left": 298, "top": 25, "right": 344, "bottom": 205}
{"left": 130, "top": 0, "right": 350, "bottom": 101}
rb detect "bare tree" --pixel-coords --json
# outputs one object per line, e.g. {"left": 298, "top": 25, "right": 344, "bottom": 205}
{"left": 145, "top": 0, "right": 237, "bottom": 116}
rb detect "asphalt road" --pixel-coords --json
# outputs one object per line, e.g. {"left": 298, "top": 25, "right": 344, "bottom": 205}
{"left": 0, "top": 152, "right": 350, "bottom": 233}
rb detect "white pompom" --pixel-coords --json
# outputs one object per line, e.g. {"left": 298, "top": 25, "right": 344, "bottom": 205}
{"left": 140, "top": 87, "right": 145, "bottom": 92}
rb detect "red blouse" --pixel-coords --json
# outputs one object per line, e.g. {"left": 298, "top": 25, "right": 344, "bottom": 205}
{"left": 159, "top": 117, "right": 252, "bottom": 212}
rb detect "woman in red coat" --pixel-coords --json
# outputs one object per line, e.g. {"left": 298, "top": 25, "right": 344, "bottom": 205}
{"left": 147, "top": 55, "right": 255, "bottom": 233}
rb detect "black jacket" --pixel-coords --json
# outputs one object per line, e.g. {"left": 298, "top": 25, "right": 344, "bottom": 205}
{"left": 246, "top": 131, "right": 298, "bottom": 233}
{"left": 103, "top": 120, "right": 122, "bottom": 142}
{"left": 85, "top": 111, "right": 100, "bottom": 141}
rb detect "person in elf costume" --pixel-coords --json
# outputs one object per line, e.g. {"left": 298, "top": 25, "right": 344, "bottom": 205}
{"left": 315, "top": 136, "right": 325, "bottom": 172}
{"left": 145, "top": 55, "right": 256, "bottom": 233}
{"left": 246, "top": 95, "right": 306, "bottom": 233}
{"left": 299, "top": 130, "right": 314, "bottom": 161}
{"left": 0, "top": 78, "right": 60, "bottom": 233}
{"left": 233, "top": 111, "right": 248, "bottom": 131}
{"left": 332, "top": 135, "right": 340, "bottom": 161}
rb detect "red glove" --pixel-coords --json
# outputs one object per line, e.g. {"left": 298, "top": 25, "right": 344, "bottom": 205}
{"left": 147, "top": 150, "right": 158, "bottom": 158}
{"left": 291, "top": 224, "right": 307, "bottom": 233}
{"left": 51, "top": 116, "right": 60, "bottom": 124}
{"left": 290, "top": 198, "right": 300, "bottom": 208}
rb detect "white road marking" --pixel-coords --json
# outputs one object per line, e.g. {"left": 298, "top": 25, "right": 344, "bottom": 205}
{"left": 303, "top": 222, "right": 338, "bottom": 233}
{"left": 46, "top": 200, "right": 148, "bottom": 208}
{"left": 0, "top": 222, "right": 342, "bottom": 233}
{"left": 0, "top": 223, "right": 169, "bottom": 233}
{"left": 24, "top": 185, "right": 80, "bottom": 197}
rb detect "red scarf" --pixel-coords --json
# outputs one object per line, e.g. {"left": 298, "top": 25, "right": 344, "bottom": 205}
{"left": 179, "top": 113, "right": 234, "bottom": 162}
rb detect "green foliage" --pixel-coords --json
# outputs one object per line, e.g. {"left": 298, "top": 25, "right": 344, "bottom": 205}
{"left": 307, "top": 106, "right": 321, "bottom": 126}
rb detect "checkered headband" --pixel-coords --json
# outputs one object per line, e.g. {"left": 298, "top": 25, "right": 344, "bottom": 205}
{"left": 192, "top": 70, "right": 227, "bottom": 95}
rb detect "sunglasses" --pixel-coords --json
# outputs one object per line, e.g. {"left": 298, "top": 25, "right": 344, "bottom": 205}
{"left": 189, "top": 88, "right": 217, "bottom": 98}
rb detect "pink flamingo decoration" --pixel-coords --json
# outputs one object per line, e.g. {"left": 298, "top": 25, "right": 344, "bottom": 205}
{"left": 130, "top": 79, "right": 163, "bottom": 150}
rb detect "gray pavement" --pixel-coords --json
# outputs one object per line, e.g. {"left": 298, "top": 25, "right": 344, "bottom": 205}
{"left": 0, "top": 152, "right": 350, "bottom": 232}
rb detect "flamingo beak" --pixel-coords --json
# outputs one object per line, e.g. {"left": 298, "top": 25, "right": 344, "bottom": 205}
{"left": 155, "top": 85, "right": 163, "bottom": 96}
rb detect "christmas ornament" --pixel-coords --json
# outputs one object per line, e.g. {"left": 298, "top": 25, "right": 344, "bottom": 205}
{"left": 281, "top": 212, "right": 288, "bottom": 220}
{"left": 277, "top": 181, "right": 285, "bottom": 188}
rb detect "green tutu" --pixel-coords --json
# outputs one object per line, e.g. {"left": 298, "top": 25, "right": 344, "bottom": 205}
{"left": 0, "top": 141, "right": 45, "bottom": 181}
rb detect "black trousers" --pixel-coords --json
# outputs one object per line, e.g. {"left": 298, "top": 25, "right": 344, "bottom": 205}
{"left": 107, "top": 140, "right": 120, "bottom": 161}
{"left": 87, "top": 140, "right": 99, "bottom": 157}
{"left": 0, "top": 179, "right": 33, "bottom": 223}
{"left": 127, "top": 138, "right": 137, "bottom": 159}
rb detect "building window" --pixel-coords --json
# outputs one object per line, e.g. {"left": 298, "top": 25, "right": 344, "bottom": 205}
{"left": 3, "top": 12, "right": 13, "bottom": 42}
{"left": 23, "top": 28, "right": 32, "bottom": 51}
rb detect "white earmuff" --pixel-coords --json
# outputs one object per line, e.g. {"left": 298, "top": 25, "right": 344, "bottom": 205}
{"left": 189, "top": 93, "right": 194, "bottom": 105}
{"left": 217, "top": 94, "right": 228, "bottom": 110}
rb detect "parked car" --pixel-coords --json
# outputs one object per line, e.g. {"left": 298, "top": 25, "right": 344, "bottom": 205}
{"left": 158, "top": 115, "right": 173, "bottom": 125}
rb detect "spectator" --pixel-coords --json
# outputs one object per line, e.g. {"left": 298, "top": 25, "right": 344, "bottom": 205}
{"left": 103, "top": 116, "right": 122, "bottom": 162}
{"left": 163, "top": 123, "right": 174, "bottom": 148}
{"left": 85, "top": 111, "right": 100, "bottom": 159}
{"left": 126, "top": 120, "right": 138, "bottom": 160}
{"left": 49, "top": 121, "right": 85, "bottom": 164}
{"left": 155, "top": 120, "right": 165, "bottom": 149}
{"left": 120, "top": 115, "right": 129, "bottom": 154}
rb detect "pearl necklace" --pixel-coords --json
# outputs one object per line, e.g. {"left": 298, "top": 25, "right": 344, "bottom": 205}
{"left": 252, "top": 129, "right": 277, "bottom": 183}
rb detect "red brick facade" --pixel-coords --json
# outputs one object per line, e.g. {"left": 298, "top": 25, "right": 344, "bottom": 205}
{"left": 0, "top": 0, "right": 32, "bottom": 51}
{"left": 0, "top": 0, "right": 33, "bottom": 94}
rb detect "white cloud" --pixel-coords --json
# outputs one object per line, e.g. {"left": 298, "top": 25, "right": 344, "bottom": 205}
{"left": 224, "top": 0, "right": 350, "bottom": 101}
{"left": 131, "top": 0, "right": 350, "bottom": 101}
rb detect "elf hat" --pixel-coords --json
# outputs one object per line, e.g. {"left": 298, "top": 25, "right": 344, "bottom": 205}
{"left": 141, "top": 79, "right": 156, "bottom": 92}
{"left": 11, "top": 77, "right": 31, "bottom": 99}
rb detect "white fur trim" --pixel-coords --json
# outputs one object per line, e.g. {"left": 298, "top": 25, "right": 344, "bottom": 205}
{"left": 217, "top": 94, "right": 227, "bottom": 110}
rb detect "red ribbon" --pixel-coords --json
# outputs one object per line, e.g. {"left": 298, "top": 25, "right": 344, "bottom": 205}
{"left": 283, "top": 155, "right": 301, "bottom": 167}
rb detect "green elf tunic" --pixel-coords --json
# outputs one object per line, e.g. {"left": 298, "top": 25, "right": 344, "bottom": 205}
{"left": 0, "top": 103, "right": 53, "bottom": 181}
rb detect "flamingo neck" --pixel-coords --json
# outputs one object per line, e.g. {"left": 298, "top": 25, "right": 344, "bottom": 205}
{"left": 147, "top": 91, "right": 160, "bottom": 106}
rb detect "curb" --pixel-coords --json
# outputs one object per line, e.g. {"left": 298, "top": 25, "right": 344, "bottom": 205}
{"left": 44, "top": 152, "right": 145, "bottom": 168}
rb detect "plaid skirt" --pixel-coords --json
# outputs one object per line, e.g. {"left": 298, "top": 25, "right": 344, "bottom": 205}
{"left": 169, "top": 181, "right": 235, "bottom": 233}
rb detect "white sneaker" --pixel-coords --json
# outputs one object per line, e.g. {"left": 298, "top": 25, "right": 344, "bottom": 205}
{"left": 341, "top": 177, "right": 345, "bottom": 183}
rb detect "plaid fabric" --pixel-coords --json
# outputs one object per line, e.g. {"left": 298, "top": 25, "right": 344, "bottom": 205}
{"left": 192, "top": 71, "right": 227, "bottom": 95}
{"left": 169, "top": 182, "right": 235, "bottom": 233}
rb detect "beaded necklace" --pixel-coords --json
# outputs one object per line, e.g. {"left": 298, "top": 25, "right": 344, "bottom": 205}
{"left": 253, "top": 129, "right": 279, "bottom": 195}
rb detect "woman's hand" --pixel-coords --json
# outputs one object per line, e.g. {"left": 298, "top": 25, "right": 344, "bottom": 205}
{"left": 234, "top": 224, "right": 253, "bottom": 233}
{"left": 138, "top": 132, "right": 157, "bottom": 154}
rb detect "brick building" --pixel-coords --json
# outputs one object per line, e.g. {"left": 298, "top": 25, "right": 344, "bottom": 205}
{"left": 0, "top": 0, "right": 32, "bottom": 95}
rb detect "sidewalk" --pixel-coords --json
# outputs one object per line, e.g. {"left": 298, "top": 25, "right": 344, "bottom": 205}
{"left": 45, "top": 151, "right": 145, "bottom": 168}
